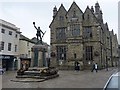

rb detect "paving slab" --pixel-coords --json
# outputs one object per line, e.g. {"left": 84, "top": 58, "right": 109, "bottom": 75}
{"left": 1, "top": 67, "right": 118, "bottom": 88}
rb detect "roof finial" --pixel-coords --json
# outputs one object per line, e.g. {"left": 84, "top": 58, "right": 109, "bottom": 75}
{"left": 95, "top": 1, "right": 100, "bottom": 7}
{"left": 91, "top": 6, "right": 94, "bottom": 12}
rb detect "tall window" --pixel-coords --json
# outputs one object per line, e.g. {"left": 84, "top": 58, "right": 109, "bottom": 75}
{"left": 56, "top": 46, "right": 66, "bottom": 61}
{"left": 73, "top": 9, "right": 76, "bottom": 18}
{"left": 0, "top": 41, "right": 4, "bottom": 50}
{"left": 70, "top": 24, "right": 80, "bottom": 37}
{"left": 1, "top": 29, "right": 5, "bottom": 33}
{"left": 56, "top": 27, "right": 66, "bottom": 40}
{"left": 28, "top": 50, "right": 31, "bottom": 57}
{"left": 27, "top": 42, "right": 29, "bottom": 46}
{"left": 83, "top": 27, "right": 92, "bottom": 39}
{"left": 15, "top": 34, "right": 18, "bottom": 38}
{"left": 8, "top": 43, "right": 12, "bottom": 51}
{"left": 15, "top": 45, "right": 17, "bottom": 52}
{"left": 85, "top": 46, "right": 93, "bottom": 61}
{"left": 9, "top": 31, "right": 12, "bottom": 35}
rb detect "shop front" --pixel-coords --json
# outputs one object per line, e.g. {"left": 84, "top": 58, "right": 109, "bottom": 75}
{"left": 0, "top": 55, "right": 16, "bottom": 71}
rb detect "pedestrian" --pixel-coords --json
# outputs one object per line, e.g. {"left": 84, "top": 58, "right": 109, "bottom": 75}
{"left": 76, "top": 62, "right": 80, "bottom": 71}
{"left": 91, "top": 63, "right": 95, "bottom": 72}
{"left": 95, "top": 63, "right": 98, "bottom": 72}
{"left": 106, "top": 62, "right": 108, "bottom": 71}
{"left": 91, "top": 63, "right": 98, "bottom": 72}
{"left": 74, "top": 61, "right": 77, "bottom": 71}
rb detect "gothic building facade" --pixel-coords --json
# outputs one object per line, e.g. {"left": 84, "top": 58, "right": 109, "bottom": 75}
{"left": 49, "top": 2, "right": 119, "bottom": 70}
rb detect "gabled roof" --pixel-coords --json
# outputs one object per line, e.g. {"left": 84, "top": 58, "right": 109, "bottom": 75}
{"left": 104, "top": 22, "right": 109, "bottom": 30}
{"left": 83, "top": 6, "right": 98, "bottom": 23}
{"left": 66, "top": 1, "right": 83, "bottom": 15}
{"left": 49, "top": 4, "right": 67, "bottom": 28}
{"left": 20, "top": 34, "right": 35, "bottom": 44}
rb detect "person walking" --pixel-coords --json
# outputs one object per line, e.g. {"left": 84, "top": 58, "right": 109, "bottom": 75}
{"left": 77, "top": 61, "right": 80, "bottom": 71}
{"left": 91, "top": 63, "right": 95, "bottom": 72}
{"left": 91, "top": 63, "right": 98, "bottom": 72}
{"left": 95, "top": 63, "right": 98, "bottom": 72}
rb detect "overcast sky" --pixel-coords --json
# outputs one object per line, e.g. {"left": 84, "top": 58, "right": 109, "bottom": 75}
{"left": 0, "top": 0, "right": 119, "bottom": 44}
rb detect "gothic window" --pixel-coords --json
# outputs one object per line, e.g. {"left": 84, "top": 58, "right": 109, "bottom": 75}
{"left": 73, "top": 10, "right": 76, "bottom": 18}
{"left": 70, "top": 24, "right": 80, "bottom": 37}
{"left": 72, "top": 8, "right": 77, "bottom": 18}
{"left": 87, "top": 14, "right": 90, "bottom": 19}
{"left": 56, "top": 46, "right": 66, "bottom": 61}
{"left": 74, "top": 53, "right": 77, "bottom": 59}
{"left": 83, "top": 27, "right": 92, "bottom": 39}
{"left": 85, "top": 46, "right": 93, "bottom": 61}
{"left": 56, "top": 27, "right": 66, "bottom": 40}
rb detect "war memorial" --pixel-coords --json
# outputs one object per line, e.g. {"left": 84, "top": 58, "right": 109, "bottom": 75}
{"left": 12, "top": 22, "right": 59, "bottom": 82}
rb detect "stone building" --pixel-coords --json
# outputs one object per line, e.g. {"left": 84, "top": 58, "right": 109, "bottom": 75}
{"left": 118, "top": 45, "right": 120, "bottom": 59}
{"left": 49, "top": 2, "right": 118, "bottom": 70}
{"left": 110, "top": 31, "right": 119, "bottom": 66}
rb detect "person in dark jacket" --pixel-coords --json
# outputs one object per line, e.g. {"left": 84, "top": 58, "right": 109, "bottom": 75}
{"left": 91, "top": 63, "right": 98, "bottom": 72}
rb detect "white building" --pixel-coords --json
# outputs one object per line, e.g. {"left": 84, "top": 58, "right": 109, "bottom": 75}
{"left": 0, "top": 19, "right": 51, "bottom": 70}
{"left": 0, "top": 19, "right": 21, "bottom": 70}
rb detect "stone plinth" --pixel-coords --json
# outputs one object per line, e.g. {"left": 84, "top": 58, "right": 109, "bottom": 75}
{"left": 31, "top": 44, "right": 47, "bottom": 67}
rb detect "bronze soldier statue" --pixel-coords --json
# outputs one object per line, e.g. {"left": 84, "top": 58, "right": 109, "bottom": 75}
{"left": 33, "top": 22, "right": 46, "bottom": 44}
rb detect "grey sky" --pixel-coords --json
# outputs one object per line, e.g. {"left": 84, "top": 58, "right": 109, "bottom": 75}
{"left": 0, "top": 0, "right": 119, "bottom": 44}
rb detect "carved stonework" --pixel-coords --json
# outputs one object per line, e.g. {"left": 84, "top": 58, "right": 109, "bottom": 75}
{"left": 94, "top": 51, "right": 99, "bottom": 56}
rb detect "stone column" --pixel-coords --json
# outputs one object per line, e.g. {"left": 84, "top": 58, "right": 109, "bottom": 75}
{"left": 31, "top": 44, "right": 47, "bottom": 67}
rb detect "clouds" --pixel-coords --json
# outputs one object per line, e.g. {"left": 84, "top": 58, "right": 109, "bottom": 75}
{"left": 0, "top": 0, "right": 119, "bottom": 44}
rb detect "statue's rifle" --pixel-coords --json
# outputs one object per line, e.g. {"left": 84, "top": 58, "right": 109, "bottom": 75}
{"left": 42, "top": 31, "right": 46, "bottom": 38}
